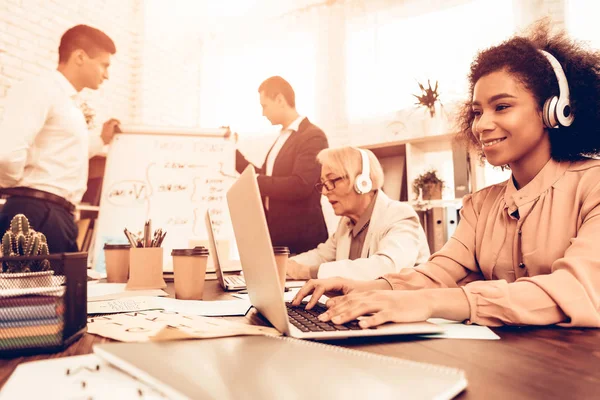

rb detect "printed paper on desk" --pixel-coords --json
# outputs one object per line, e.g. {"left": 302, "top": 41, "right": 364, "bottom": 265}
{"left": 88, "top": 296, "right": 251, "bottom": 316}
{"left": 152, "top": 297, "right": 251, "bottom": 316}
{"left": 423, "top": 318, "right": 500, "bottom": 340}
{"left": 0, "top": 354, "right": 170, "bottom": 400}
{"left": 87, "top": 309, "right": 279, "bottom": 342}
{"left": 87, "top": 282, "right": 168, "bottom": 302}
{"left": 88, "top": 311, "right": 167, "bottom": 342}
{"left": 150, "top": 317, "right": 279, "bottom": 341}
{"left": 88, "top": 297, "right": 163, "bottom": 314}
{"left": 232, "top": 287, "right": 301, "bottom": 303}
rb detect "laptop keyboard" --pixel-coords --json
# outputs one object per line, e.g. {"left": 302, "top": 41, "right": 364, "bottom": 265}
{"left": 225, "top": 275, "right": 245, "bottom": 285}
{"left": 286, "top": 302, "right": 362, "bottom": 332}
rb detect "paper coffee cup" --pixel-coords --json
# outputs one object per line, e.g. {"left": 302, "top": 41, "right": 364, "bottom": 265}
{"left": 273, "top": 246, "right": 290, "bottom": 292}
{"left": 103, "top": 244, "right": 130, "bottom": 283}
{"left": 172, "top": 246, "right": 209, "bottom": 300}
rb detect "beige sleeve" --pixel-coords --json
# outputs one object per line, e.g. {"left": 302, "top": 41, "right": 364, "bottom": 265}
{"left": 461, "top": 191, "right": 600, "bottom": 327}
{"left": 382, "top": 194, "right": 482, "bottom": 290}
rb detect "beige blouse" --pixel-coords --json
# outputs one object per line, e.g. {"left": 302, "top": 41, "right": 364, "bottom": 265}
{"left": 384, "top": 158, "right": 600, "bottom": 327}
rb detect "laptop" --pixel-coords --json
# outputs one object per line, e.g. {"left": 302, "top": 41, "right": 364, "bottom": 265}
{"left": 205, "top": 210, "right": 307, "bottom": 292}
{"left": 205, "top": 211, "right": 247, "bottom": 291}
{"left": 227, "top": 165, "right": 444, "bottom": 340}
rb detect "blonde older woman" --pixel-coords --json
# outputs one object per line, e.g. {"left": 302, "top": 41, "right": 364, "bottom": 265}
{"left": 286, "top": 146, "right": 430, "bottom": 280}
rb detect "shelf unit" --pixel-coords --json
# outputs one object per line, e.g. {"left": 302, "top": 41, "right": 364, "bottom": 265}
{"left": 362, "top": 132, "right": 473, "bottom": 202}
{"left": 360, "top": 132, "right": 472, "bottom": 253}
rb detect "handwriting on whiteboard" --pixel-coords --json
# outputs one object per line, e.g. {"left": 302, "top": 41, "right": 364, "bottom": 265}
{"left": 106, "top": 180, "right": 149, "bottom": 206}
{"left": 105, "top": 164, "right": 231, "bottom": 236}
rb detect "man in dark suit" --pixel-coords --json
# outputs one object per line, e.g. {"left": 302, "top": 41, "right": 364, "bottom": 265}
{"left": 236, "top": 76, "right": 329, "bottom": 254}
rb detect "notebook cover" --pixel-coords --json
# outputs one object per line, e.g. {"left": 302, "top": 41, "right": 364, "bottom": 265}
{"left": 95, "top": 335, "right": 467, "bottom": 400}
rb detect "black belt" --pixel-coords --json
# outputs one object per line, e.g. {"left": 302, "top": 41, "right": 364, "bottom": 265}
{"left": 0, "top": 187, "right": 76, "bottom": 214}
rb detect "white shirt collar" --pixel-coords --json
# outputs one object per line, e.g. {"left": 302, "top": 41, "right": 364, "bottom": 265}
{"left": 52, "top": 70, "right": 79, "bottom": 99}
{"left": 282, "top": 115, "right": 305, "bottom": 134}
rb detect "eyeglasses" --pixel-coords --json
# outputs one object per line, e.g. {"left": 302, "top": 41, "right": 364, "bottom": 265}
{"left": 314, "top": 176, "right": 346, "bottom": 193}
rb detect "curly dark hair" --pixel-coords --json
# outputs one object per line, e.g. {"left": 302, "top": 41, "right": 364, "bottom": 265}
{"left": 455, "top": 21, "right": 600, "bottom": 162}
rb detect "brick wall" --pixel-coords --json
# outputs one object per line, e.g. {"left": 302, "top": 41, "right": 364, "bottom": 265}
{"left": 0, "top": 0, "right": 142, "bottom": 126}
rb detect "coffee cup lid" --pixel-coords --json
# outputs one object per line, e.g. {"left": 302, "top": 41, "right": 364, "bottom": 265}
{"left": 272, "top": 246, "right": 290, "bottom": 254}
{"left": 171, "top": 247, "right": 209, "bottom": 256}
{"left": 104, "top": 243, "right": 131, "bottom": 250}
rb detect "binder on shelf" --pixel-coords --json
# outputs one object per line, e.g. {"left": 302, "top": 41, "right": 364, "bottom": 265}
{"left": 418, "top": 206, "right": 459, "bottom": 254}
{"left": 452, "top": 141, "right": 471, "bottom": 199}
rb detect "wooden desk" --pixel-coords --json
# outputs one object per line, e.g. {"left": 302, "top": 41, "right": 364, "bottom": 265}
{"left": 1, "top": 281, "right": 599, "bottom": 399}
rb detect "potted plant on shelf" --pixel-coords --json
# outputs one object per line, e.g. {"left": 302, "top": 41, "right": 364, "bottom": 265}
{"left": 412, "top": 169, "right": 444, "bottom": 201}
{"left": 413, "top": 79, "right": 442, "bottom": 118}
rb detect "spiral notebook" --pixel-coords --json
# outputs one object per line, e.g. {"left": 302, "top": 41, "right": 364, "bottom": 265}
{"left": 94, "top": 335, "right": 467, "bottom": 400}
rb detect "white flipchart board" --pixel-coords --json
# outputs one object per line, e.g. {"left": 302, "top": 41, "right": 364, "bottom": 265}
{"left": 92, "top": 126, "right": 236, "bottom": 273}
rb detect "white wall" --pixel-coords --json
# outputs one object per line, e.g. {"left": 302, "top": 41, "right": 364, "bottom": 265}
{"left": 0, "top": 0, "right": 569, "bottom": 132}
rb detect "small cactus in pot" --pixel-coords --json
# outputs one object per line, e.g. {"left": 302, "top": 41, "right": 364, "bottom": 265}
{"left": 1, "top": 214, "right": 51, "bottom": 272}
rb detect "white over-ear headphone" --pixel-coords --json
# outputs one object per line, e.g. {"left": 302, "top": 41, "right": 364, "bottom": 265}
{"left": 539, "top": 50, "right": 575, "bottom": 129}
{"left": 354, "top": 149, "right": 372, "bottom": 194}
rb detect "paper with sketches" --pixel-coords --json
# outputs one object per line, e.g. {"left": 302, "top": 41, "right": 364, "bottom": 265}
{"left": 87, "top": 310, "right": 279, "bottom": 342}
{"left": 0, "top": 354, "right": 170, "bottom": 400}
{"left": 152, "top": 297, "right": 252, "bottom": 316}
{"left": 423, "top": 318, "right": 500, "bottom": 340}
{"left": 88, "top": 297, "right": 163, "bottom": 314}
{"left": 88, "top": 296, "right": 252, "bottom": 316}
{"left": 87, "top": 282, "right": 168, "bottom": 302}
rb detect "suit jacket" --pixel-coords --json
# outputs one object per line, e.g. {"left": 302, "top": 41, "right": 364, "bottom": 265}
{"left": 236, "top": 117, "right": 329, "bottom": 254}
{"left": 291, "top": 191, "right": 430, "bottom": 280}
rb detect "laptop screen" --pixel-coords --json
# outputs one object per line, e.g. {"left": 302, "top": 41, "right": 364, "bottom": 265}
{"left": 204, "top": 210, "right": 227, "bottom": 287}
{"left": 226, "top": 166, "right": 291, "bottom": 335}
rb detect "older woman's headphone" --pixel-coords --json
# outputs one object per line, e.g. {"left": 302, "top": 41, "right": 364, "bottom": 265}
{"left": 539, "top": 50, "right": 575, "bottom": 129}
{"left": 354, "top": 149, "right": 372, "bottom": 194}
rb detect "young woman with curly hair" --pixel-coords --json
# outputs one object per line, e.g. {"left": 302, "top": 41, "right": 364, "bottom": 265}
{"left": 292, "top": 23, "right": 600, "bottom": 328}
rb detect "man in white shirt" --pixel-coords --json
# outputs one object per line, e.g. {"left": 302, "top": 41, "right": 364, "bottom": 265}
{"left": 0, "top": 25, "right": 121, "bottom": 254}
{"left": 236, "top": 76, "right": 329, "bottom": 254}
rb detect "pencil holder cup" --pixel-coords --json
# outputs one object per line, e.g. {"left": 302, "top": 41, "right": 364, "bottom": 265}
{"left": 126, "top": 247, "right": 166, "bottom": 290}
{"left": 172, "top": 246, "right": 209, "bottom": 300}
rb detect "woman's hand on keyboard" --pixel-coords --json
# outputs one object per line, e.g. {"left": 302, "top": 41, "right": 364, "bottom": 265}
{"left": 316, "top": 288, "right": 471, "bottom": 328}
{"left": 291, "top": 277, "right": 392, "bottom": 310}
